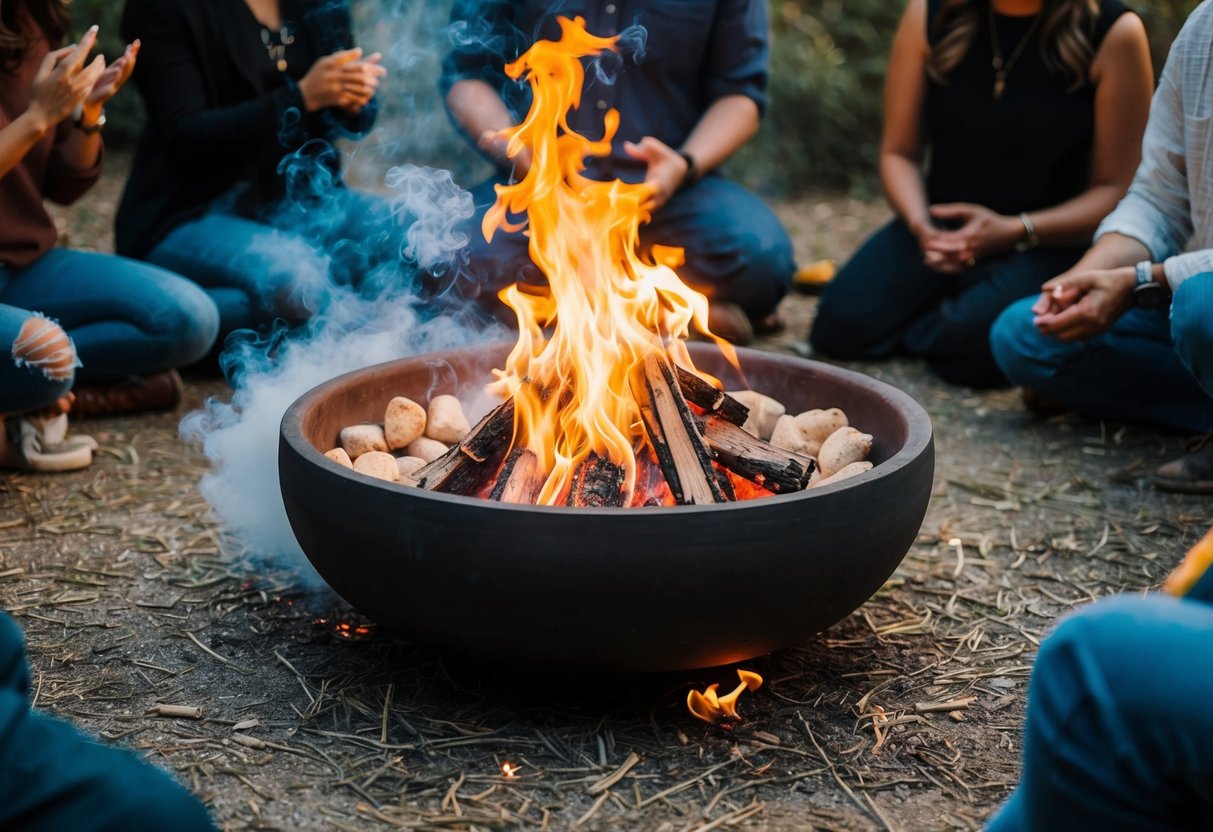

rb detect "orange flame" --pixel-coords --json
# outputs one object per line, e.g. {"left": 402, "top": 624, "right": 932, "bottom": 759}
{"left": 501, "top": 761, "right": 521, "bottom": 778}
{"left": 484, "top": 16, "right": 736, "bottom": 505}
{"left": 687, "top": 669, "right": 763, "bottom": 724}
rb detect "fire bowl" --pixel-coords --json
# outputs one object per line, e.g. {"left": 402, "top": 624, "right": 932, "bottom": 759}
{"left": 280, "top": 342, "right": 934, "bottom": 672}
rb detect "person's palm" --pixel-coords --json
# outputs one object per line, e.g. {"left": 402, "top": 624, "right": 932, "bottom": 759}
{"left": 86, "top": 42, "right": 138, "bottom": 107}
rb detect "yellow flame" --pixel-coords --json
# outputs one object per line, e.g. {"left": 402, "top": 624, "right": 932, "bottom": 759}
{"left": 687, "top": 669, "right": 763, "bottom": 724}
{"left": 501, "top": 761, "right": 520, "bottom": 778}
{"left": 483, "top": 16, "right": 735, "bottom": 505}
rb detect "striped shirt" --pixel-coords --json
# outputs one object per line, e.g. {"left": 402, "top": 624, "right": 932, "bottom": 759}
{"left": 1096, "top": 0, "right": 1213, "bottom": 291}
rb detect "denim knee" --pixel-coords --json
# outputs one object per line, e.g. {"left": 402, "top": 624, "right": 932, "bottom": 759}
{"left": 989, "top": 298, "right": 1045, "bottom": 387}
{"left": 163, "top": 281, "right": 221, "bottom": 367}
{"left": 1171, "top": 273, "right": 1213, "bottom": 397}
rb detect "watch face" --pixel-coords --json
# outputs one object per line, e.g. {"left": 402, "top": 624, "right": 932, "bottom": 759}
{"left": 1133, "top": 282, "right": 1168, "bottom": 310}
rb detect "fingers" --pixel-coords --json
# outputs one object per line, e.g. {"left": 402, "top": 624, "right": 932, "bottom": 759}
{"left": 928, "top": 202, "right": 973, "bottom": 221}
{"left": 327, "top": 47, "right": 363, "bottom": 66}
{"left": 62, "top": 25, "right": 99, "bottom": 73}
{"left": 622, "top": 139, "right": 655, "bottom": 162}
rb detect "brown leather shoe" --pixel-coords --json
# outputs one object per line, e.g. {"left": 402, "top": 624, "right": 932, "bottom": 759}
{"left": 71, "top": 370, "right": 184, "bottom": 419}
{"left": 1154, "top": 434, "right": 1213, "bottom": 494}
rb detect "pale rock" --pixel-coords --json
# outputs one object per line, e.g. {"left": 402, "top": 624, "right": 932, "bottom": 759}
{"left": 340, "top": 424, "right": 388, "bottom": 460}
{"left": 817, "top": 426, "right": 873, "bottom": 479}
{"left": 324, "top": 447, "right": 353, "bottom": 468}
{"left": 727, "top": 390, "right": 785, "bottom": 440}
{"left": 352, "top": 451, "right": 399, "bottom": 483}
{"left": 396, "top": 455, "right": 427, "bottom": 478}
{"left": 425, "top": 394, "right": 471, "bottom": 443}
{"left": 407, "top": 437, "right": 448, "bottom": 463}
{"left": 810, "top": 460, "right": 873, "bottom": 489}
{"left": 770, "top": 414, "right": 817, "bottom": 457}
{"left": 384, "top": 396, "right": 426, "bottom": 450}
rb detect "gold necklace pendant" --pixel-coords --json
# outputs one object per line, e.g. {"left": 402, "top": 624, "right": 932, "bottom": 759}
{"left": 993, "top": 73, "right": 1006, "bottom": 99}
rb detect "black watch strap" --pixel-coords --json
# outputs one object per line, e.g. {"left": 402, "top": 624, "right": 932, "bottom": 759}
{"left": 1132, "top": 260, "right": 1169, "bottom": 309}
{"left": 678, "top": 150, "right": 699, "bottom": 189}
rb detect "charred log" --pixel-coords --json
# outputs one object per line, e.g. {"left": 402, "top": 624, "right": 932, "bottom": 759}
{"left": 489, "top": 447, "right": 544, "bottom": 504}
{"left": 700, "top": 416, "right": 815, "bottom": 493}
{"left": 674, "top": 365, "right": 749, "bottom": 426}
{"left": 414, "top": 398, "right": 515, "bottom": 494}
{"left": 638, "top": 354, "right": 732, "bottom": 504}
{"left": 565, "top": 452, "right": 626, "bottom": 507}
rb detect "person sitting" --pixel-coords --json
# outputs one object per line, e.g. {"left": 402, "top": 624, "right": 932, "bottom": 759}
{"left": 990, "top": 0, "right": 1213, "bottom": 493}
{"left": 116, "top": 0, "right": 392, "bottom": 344}
{"left": 440, "top": 0, "right": 796, "bottom": 345}
{"left": 984, "top": 524, "right": 1213, "bottom": 829}
{"left": 809, "top": 0, "right": 1152, "bottom": 388}
{"left": 0, "top": 5, "right": 219, "bottom": 418}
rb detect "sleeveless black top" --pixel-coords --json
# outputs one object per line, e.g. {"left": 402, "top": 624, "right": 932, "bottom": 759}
{"left": 923, "top": 0, "right": 1129, "bottom": 215}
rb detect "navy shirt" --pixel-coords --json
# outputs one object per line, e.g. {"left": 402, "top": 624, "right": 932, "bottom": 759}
{"left": 442, "top": 0, "right": 769, "bottom": 182}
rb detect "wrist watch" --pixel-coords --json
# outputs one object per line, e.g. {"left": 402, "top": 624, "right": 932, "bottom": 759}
{"left": 677, "top": 150, "right": 699, "bottom": 189}
{"left": 74, "top": 108, "right": 106, "bottom": 135}
{"left": 1132, "top": 260, "right": 1168, "bottom": 309}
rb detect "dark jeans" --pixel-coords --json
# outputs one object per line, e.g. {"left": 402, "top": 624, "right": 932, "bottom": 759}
{"left": 0, "top": 613, "right": 215, "bottom": 831}
{"left": 991, "top": 272, "right": 1213, "bottom": 434}
{"left": 986, "top": 594, "right": 1213, "bottom": 830}
{"left": 810, "top": 219, "right": 1085, "bottom": 388}
{"left": 453, "top": 173, "right": 795, "bottom": 322}
{"left": 0, "top": 250, "right": 219, "bottom": 385}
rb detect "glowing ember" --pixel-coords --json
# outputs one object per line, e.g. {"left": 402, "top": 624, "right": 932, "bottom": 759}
{"left": 687, "top": 669, "right": 763, "bottom": 725}
{"left": 501, "top": 761, "right": 521, "bottom": 778}
{"left": 483, "top": 16, "right": 737, "bottom": 506}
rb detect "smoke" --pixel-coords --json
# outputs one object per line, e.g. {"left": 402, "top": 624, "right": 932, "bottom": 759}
{"left": 181, "top": 1, "right": 505, "bottom": 570}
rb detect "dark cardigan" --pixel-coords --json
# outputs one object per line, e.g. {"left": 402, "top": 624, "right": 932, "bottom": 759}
{"left": 115, "top": 0, "right": 376, "bottom": 259}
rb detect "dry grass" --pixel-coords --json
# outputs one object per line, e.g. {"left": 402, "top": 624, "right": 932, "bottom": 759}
{"left": 0, "top": 165, "right": 1205, "bottom": 831}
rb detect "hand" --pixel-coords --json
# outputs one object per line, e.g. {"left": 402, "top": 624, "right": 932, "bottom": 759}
{"left": 477, "top": 128, "right": 531, "bottom": 181}
{"left": 26, "top": 27, "right": 106, "bottom": 132}
{"left": 299, "top": 48, "right": 381, "bottom": 113}
{"left": 923, "top": 203, "right": 1023, "bottom": 271}
{"left": 1030, "top": 266, "right": 1135, "bottom": 341}
{"left": 84, "top": 39, "right": 140, "bottom": 111}
{"left": 335, "top": 52, "right": 386, "bottom": 115}
{"left": 623, "top": 136, "right": 688, "bottom": 213}
{"left": 911, "top": 222, "right": 969, "bottom": 274}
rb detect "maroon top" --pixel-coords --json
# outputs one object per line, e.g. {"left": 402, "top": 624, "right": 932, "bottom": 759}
{"left": 0, "top": 25, "right": 103, "bottom": 268}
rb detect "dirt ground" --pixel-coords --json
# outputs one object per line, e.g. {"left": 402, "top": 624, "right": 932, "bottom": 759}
{"left": 1, "top": 170, "right": 1208, "bottom": 832}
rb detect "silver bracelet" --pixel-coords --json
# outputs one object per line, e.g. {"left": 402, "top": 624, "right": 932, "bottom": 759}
{"left": 1015, "top": 212, "right": 1039, "bottom": 252}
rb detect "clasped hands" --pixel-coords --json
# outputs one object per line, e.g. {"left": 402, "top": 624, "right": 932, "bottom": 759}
{"left": 913, "top": 202, "right": 1024, "bottom": 273}
{"left": 28, "top": 26, "right": 139, "bottom": 133}
{"left": 298, "top": 47, "right": 386, "bottom": 114}
{"left": 1030, "top": 266, "right": 1135, "bottom": 342}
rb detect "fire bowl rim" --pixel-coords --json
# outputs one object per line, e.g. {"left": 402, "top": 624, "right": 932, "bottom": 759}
{"left": 280, "top": 342, "right": 933, "bottom": 513}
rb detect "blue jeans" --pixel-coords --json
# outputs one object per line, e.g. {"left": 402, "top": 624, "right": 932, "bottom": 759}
{"left": 451, "top": 174, "right": 795, "bottom": 321}
{"left": 0, "top": 304, "right": 75, "bottom": 414}
{"left": 986, "top": 594, "right": 1213, "bottom": 830}
{"left": 990, "top": 272, "right": 1213, "bottom": 434}
{"left": 810, "top": 219, "right": 1086, "bottom": 388}
{"left": 0, "top": 249, "right": 219, "bottom": 385}
{"left": 0, "top": 613, "right": 215, "bottom": 831}
{"left": 145, "top": 189, "right": 405, "bottom": 338}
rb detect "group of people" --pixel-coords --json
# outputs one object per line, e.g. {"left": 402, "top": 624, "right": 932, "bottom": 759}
{"left": 1, "top": 0, "right": 1211, "bottom": 828}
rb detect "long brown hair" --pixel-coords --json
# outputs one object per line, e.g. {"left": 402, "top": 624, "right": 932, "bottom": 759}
{"left": 927, "top": 0, "right": 1101, "bottom": 91}
{"left": 0, "top": 0, "right": 71, "bottom": 70}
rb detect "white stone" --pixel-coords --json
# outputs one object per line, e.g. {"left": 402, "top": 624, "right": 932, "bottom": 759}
{"left": 324, "top": 447, "right": 353, "bottom": 468}
{"left": 339, "top": 424, "right": 388, "bottom": 460}
{"left": 810, "top": 460, "right": 873, "bottom": 489}
{"left": 769, "top": 414, "right": 817, "bottom": 457}
{"left": 727, "top": 390, "right": 785, "bottom": 440}
{"left": 425, "top": 394, "right": 471, "bottom": 443}
{"left": 817, "top": 427, "right": 873, "bottom": 479}
{"left": 396, "top": 455, "right": 427, "bottom": 478}
{"left": 384, "top": 396, "right": 426, "bottom": 450}
{"left": 352, "top": 451, "right": 399, "bottom": 483}
{"left": 407, "top": 437, "right": 449, "bottom": 463}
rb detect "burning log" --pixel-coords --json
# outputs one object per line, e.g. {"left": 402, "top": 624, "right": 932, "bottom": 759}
{"left": 699, "top": 416, "right": 815, "bottom": 493}
{"left": 413, "top": 399, "right": 515, "bottom": 494}
{"left": 565, "top": 451, "right": 626, "bottom": 507}
{"left": 673, "top": 365, "right": 748, "bottom": 425}
{"left": 638, "top": 354, "right": 733, "bottom": 505}
{"left": 490, "top": 447, "right": 544, "bottom": 504}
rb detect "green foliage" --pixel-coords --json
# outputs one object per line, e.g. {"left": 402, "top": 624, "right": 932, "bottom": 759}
{"left": 67, "top": 0, "right": 142, "bottom": 144}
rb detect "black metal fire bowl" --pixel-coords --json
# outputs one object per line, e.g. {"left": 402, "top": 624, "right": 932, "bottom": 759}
{"left": 279, "top": 342, "right": 934, "bottom": 672}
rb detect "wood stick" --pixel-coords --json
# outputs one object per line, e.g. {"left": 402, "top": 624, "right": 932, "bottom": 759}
{"left": 489, "top": 447, "right": 544, "bottom": 504}
{"left": 638, "top": 354, "right": 731, "bottom": 504}
{"left": 674, "top": 365, "right": 749, "bottom": 425}
{"left": 413, "top": 398, "right": 515, "bottom": 494}
{"left": 148, "top": 703, "right": 203, "bottom": 719}
{"left": 699, "top": 415, "right": 815, "bottom": 493}
{"left": 565, "top": 452, "right": 626, "bottom": 507}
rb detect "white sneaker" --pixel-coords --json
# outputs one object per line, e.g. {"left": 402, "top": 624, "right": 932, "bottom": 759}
{"left": 4, "top": 414, "right": 95, "bottom": 472}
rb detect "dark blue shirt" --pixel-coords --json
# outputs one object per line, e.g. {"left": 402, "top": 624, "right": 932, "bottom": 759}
{"left": 442, "top": 0, "right": 769, "bottom": 182}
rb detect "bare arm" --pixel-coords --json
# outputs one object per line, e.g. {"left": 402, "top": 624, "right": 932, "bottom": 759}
{"left": 879, "top": 0, "right": 932, "bottom": 240}
{"left": 446, "top": 78, "right": 526, "bottom": 171}
{"left": 680, "top": 94, "right": 759, "bottom": 173}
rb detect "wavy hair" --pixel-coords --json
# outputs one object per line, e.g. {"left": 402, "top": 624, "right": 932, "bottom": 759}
{"left": 927, "top": 0, "right": 1101, "bottom": 91}
{"left": 0, "top": 0, "right": 71, "bottom": 71}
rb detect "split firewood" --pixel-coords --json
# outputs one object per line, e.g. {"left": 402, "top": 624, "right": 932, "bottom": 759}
{"left": 425, "top": 394, "right": 471, "bottom": 443}
{"left": 353, "top": 451, "right": 399, "bottom": 483}
{"left": 771, "top": 408, "right": 849, "bottom": 458}
{"left": 565, "top": 451, "right": 626, "bottom": 507}
{"left": 817, "top": 426, "right": 873, "bottom": 479}
{"left": 324, "top": 447, "right": 353, "bottom": 468}
{"left": 673, "top": 366, "right": 749, "bottom": 425}
{"left": 639, "top": 354, "right": 732, "bottom": 504}
{"left": 395, "top": 455, "right": 427, "bottom": 479}
{"left": 384, "top": 396, "right": 426, "bottom": 450}
{"left": 810, "top": 460, "right": 873, "bottom": 489}
{"left": 406, "top": 437, "right": 449, "bottom": 463}
{"left": 699, "top": 415, "right": 814, "bottom": 492}
{"left": 726, "top": 390, "right": 785, "bottom": 440}
{"left": 490, "top": 448, "right": 544, "bottom": 504}
{"left": 413, "top": 398, "right": 515, "bottom": 493}
{"left": 339, "top": 424, "right": 388, "bottom": 460}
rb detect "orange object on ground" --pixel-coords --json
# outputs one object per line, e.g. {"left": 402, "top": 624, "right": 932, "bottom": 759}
{"left": 1164, "top": 525, "right": 1213, "bottom": 597}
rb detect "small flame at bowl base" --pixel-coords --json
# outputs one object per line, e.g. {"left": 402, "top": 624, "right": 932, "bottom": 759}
{"left": 687, "top": 669, "right": 764, "bottom": 725}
